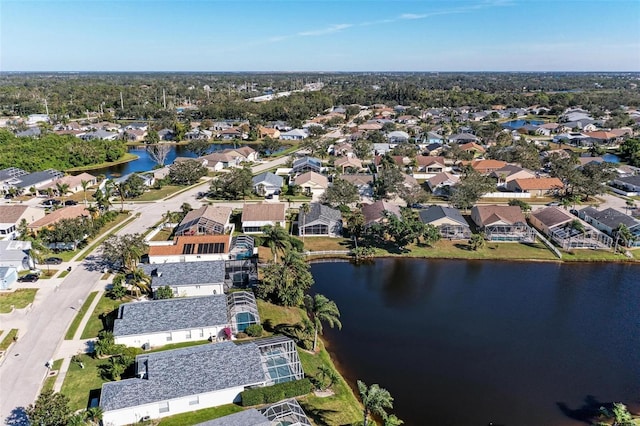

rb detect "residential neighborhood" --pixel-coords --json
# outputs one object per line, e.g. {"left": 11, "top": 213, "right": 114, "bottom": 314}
{"left": 1, "top": 71, "right": 640, "bottom": 426}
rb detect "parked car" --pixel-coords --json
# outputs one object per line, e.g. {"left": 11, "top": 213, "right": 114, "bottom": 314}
{"left": 42, "top": 199, "right": 61, "bottom": 206}
{"left": 546, "top": 201, "right": 560, "bottom": 207}
{"left": 41, "top": 257, "right": 63, "bottom": 265}
{"left": 18, "top": 274, "right": 39, "bottom": 283}
{"left": 64, "top": 200, "right": 78, "bottom": 206}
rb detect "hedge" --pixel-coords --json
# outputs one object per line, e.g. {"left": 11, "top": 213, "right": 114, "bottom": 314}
{"left": 240, "top": 378, "right": 313, "bottom": 406}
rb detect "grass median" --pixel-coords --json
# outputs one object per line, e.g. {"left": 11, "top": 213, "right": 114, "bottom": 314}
{"left": 64, "top": 291, "right": 99, "bottom": 340}
{"left": 0, "top": 329, "right": 19, "bottom": 351}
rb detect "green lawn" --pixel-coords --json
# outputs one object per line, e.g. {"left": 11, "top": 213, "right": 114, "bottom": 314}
{"left": 0, "top": 329, "right": 19, "bottom": 351}
{"left": 132, "top": 185, "right": 184, "bottom": 201}
{"left": 41, "top": 359, "right": 64, "bottom": 393}
{"left": 60, "top": 354, "right": 107, "bottom": 411}
{"left": 65, "top": 291, "right": 99, "bottom": 340}
{"left": 146, "top": 340, "right": 210, "bottom": 353}
{"left": 38, "top": 269, "right": 59, "bottom": 279}
{"left": 302, "top": 237, "right": 353, "bottom": 252}
{"left": 257, "top": 300, "right": 363, "bottom": 426}
{"left": 151, "top": 228, "right": 174, "bottom": 241}
{"left": 81, "top": 294, "right": 128, "bottom": 339}
{"left": 397, "top": 239, "right": 559, "bottom": 261}
{"left": 157, "top": 404, "right": 243, "bottom": 426}
{"left": 57, "top": 269, "right": 70, "bottom": 279}
{"left": 0, "top": 289, "right": 38, "bottom": 313}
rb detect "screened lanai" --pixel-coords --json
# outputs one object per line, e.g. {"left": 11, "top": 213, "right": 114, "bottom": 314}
{"left": 254, "top": 336, "right": 305, "bottom": 385}
{"left": 227, "top": 291, "right": 260, "bottom": 333}
{"left": 260, "top": 399, "right": 313, "bottom": 426}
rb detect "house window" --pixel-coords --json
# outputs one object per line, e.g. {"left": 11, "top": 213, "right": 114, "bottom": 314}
{"left": 199, "top": 329, "right": 204, "bottom": 338}
{"left": 158, "top": 402, "right": 169, "bottom": 413}
{"left": 185, "top": 330, "right": 192, "bottom": 339}
{"left": 195, "top": 285, "right": 201, "bottom": 289}
{"left": 166, "top": 333, "right": 172, "bottom": 342}
{"left": 189, "top": 396, "right": 199, "bottom": 406}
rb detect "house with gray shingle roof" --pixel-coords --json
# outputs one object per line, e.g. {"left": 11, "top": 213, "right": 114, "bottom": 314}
{"left": 100, "top": 337, "right": 304, "bottom": 426}
{"left": 578, "top": 207, "right": 640, "bottom": 247}
{"left": 252, "top": 172, "right": 284, "bottom": 196}
{"left": 140, "top": 261, "right": 226, "bottom": 298}
{"left": 418, "top": 206, "right": 471, "bottom": 240}
{"left": 196, "top": 399, "right": 312, "bottom": 426}
{"left": 112, "top": 292, "right": 259, "bottom": 347}
{"left": 298, "top": 203, "right": 342, "bottom": 237}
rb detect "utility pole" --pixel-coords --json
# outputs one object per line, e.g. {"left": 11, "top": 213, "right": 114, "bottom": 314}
{"left": 120, "top": 91, "right": 124, "bottom": 111}
{"left": 163, "top": 89, "right": 167, "bottom": 109}
{"left": 44, "top": 98, "right": 49, "bottom": 116}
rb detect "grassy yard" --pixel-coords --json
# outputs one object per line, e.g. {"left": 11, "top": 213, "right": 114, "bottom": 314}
{"left": 157, "top": 404, "right": 243, "bottom": 426}
{"left": 38, "top": 269, "right": 59, "bottom": 279}
{"left": 302, "top": 237, "right": 352, "bottom": 252}
{"left": 0, "top": 329, "right": 19, "bottom": 351}
{"left": 151, "top": 227, "right": 174, "bottom": 241}
{"left": 41, "top": 359, "right": 64, "bottom": 393}
{"left": 65, "top": 291, "right": 99, "bottom": 340}
{"left": 60, "top": 354, "right": 107, "bottom": 411}
{"left": 81, "top": 294, "right": 128, "bottom": 339}
{"left": 57, "top": 269, "right": 70, "bottom": 279}
{"left": 257, "top": 300, "right": 363, "bottom": 426}
{"left": 133, "top": 185, "right": 184, "bottom": 201}
{"left": 0, "top": 289, "right": 38, "bottom": 313}
{"left": 398, "top": 240, "right": 559, "bottom": 261}
{"left": 146, "top": 340, "right": 210, "bottom": 353}
{"left": 562, "top": 249, "right": 638, "bottom": 262}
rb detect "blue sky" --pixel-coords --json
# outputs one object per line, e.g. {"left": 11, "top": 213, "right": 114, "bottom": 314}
{"left": 1, "top": 0, "right": 639, "bottom": 71}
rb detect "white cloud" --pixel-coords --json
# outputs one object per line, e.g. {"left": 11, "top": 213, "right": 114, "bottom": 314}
{"left": 298, "top": 24, "right": 352, "bottom": 37}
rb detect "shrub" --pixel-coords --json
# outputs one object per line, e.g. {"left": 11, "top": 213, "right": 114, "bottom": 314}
{"left": 245, "top": 324, "right": 263, "bottom": 337}
{"left": 240, "top": 379, "right": 312, "bottom": 406}
{"left": 236, "top": 332, "right": 248, "bottom": 339}
{"left": 262, "top": 386, "right": 285, "bottom": 404}
{"left": 240, "top": 388, "right": 264, "bottom": 407}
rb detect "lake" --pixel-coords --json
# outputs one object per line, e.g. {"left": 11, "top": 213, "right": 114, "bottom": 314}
{"left": 88, "top": 143, "right": 239, "bottom": 177}
{"left": 310, "top": 259, "right": 640, "bottom": 426}
{"left": 502, "top": 119, "right": 544, "bottom": 130}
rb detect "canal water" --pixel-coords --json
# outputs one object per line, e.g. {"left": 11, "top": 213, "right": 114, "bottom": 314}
{"left": 310, "top": 259, "right": 640, "bottom": 426}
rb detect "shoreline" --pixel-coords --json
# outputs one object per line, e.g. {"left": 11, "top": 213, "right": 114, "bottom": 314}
{"left": 65, "top": 152, "right": 139, "bottom": 173}
{"left": 305, "top": 251, "right": 640, "bottom": 265}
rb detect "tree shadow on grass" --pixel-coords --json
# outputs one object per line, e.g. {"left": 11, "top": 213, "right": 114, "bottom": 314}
{"left": 556, "top": 395, "right": 606, "bottom": 424}
{"left": 453, "top": 243, "right": 473, "bottom": 251}
{"left": 298, "top": 402, "right": 343, "bottom": 426}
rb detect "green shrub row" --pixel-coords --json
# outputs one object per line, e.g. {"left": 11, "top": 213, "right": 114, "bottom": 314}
{"left": 240, "top": 378, "right": 312, "bottom": 406}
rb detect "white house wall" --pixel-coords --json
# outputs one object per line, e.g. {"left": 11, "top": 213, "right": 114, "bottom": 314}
{"left": 114, "top": 325, "right": 227, "bottom": 348}
{"left": 166, "top": 283, "right": 225, "bottom": 297}
{"left": 102, "top": 385, "right": 250, "bottom": 426}
{"left": 148, "top": 253, "right": 229, "bottom": 264}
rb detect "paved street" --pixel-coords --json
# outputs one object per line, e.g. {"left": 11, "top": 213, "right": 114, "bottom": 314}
{"left": 0, "top": 153, "right": 297, "bottom": 423}
{"left": 0, "top": 263, "right": 102, "bottom": 422}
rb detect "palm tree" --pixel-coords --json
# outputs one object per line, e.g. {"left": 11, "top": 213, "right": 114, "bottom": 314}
{"left": 116, "top": 182, "right": 128, "bottom": 212}
{"left": 384, "top": 415, "right": 404, "bottom": 426}
{"left": 80, "top": 179, "right": 91, "bottom": 206}
{"left": 304, "top": 293, "right": 342, "bottom": 352}
{"left": 317, "top": 364, "right": 339, "bottom": 391}
{"left": 262, "top": 224, "right": 291, "bottom": 263}
{"left": 128, "top": 268, "right": 151, "bottom": 297}
{"left": 299, "top": 203, "right": 310, "bottom": 241}
{"left": 567, "top": 219, "right": 585, "bottom": 250}
{"left": 614, "top": 224, "right": 633, "bottom": 252}
{"left": 84, "top": 407, "right": 103, "bottom": 425}
{"left": 469, "top": 233, "right": 486, "bottom": 251}
{"left": 358, "top": 380, "right": 394, "bottom": 426}
{"left": 56, "top": 182, "right": 71, "bottom": 203}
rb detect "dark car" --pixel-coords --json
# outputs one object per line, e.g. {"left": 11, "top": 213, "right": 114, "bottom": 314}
{"left": 64, "top": 200, "right": 78, "bottom": 206}
{"left": 18, "top": 274, "right": 40, "bottom": 283}
{"left": 42, "top": 257, "right": 63, "bottom": 265}
{"left": 42, "top": 199, "right": 61, "bottom": 206}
